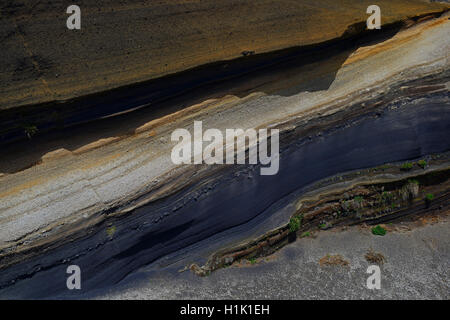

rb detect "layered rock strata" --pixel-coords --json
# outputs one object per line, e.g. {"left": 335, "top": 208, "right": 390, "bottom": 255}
{"left": 0, "top": 8, "right": 449, "bottom": 298}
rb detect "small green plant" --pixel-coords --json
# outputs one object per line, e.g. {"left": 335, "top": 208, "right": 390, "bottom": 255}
{"left": 371, "top": 225, "right": 387, "bottom": 236}
{"left": 417, "top": 160, "right": 427, "bottom": 169}
{"left": 354, "top": 196, "right": 363, "bottom": 203}
{"left": 319, "top": 223, "right": 326, "bottom": 229}
{"left": 408, "top": 179, "right": 419, "bottom": 185}
{"left": 380, "top": 191, "right": 394, "bottom": 204}
{"left": 289, "top": 215, "right": 302, "bottom": 233}
{"left": 300, "top": 231, "right": 311, "bottom": 238}
{"left": 23, "top": 124, "right": 38, "bottom": 139}
{"left": 400, "top": 162, "right": 413, "bottom": 171}
{"left": 106, "top": 225, "right": 116, "bottom": 237}
{"left": 249, "top": 258, "right": 257, "bottom": 265}
{"left": 425, "top": 193, "right": 434, "bottom": 207}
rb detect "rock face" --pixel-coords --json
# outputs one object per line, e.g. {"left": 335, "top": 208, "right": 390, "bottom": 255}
{"left": 0, "top": 2, "right": 449, "bottom": 299}
{"left": 0, "top": 0, "right": 448, "bottom": 109}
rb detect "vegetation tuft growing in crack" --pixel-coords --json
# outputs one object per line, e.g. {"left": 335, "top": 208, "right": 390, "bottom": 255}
{"left": 289, "top": 215, "right": 303, "bottom": 233}
{"left": 371, "top": 225, "right": 387, "bottom": 236}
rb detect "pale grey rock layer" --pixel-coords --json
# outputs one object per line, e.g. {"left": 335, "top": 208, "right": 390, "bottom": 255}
{"left": 101, "top": 218, "right": 450, "bottom": 300}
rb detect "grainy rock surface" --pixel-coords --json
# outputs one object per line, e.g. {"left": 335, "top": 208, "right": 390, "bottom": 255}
{"left": 99, "top": 217, "right": 450, "bottom": 300}
{"left": 1, "top": 0, "right": 448, "bottom": 109}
